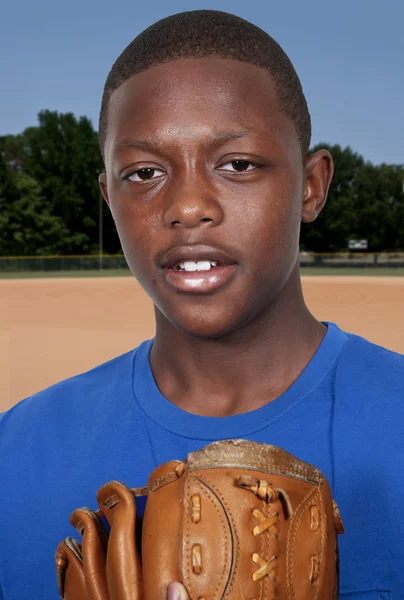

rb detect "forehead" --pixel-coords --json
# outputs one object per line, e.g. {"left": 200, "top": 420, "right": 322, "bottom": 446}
{"left": 104, "top": 57, "right": 298, "bottom": 157}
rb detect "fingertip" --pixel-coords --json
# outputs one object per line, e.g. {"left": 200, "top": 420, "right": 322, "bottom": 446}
{"left": 167, "top": 581, "right": 188, "bottom": 600}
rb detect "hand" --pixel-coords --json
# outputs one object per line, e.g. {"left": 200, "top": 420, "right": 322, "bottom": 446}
{"left": 167, "top": 582, "right": 189, "bottom": 600}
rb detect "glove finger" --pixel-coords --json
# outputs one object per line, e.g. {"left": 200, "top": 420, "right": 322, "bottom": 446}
{"left": 55, "top": 538, "right": 87, "bottom": 599}
{"left": 70, "top": 507, "right": 109, "bottom": 600}
{"left": 97, "top": 480, "right": 143, "bottom": 600}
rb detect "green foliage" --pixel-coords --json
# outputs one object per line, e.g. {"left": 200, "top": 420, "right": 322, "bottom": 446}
{"left": 0, "top": 168, "right": 75, "bottom": 256}
{"left": 1, "top": 115, "right": 403, "bottom": 256}
{"left": 0, "top": 111, "right": 120, "bottom": 257}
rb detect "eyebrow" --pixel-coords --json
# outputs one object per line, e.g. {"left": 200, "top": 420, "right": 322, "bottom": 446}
{"left": 115, "top": 129, "right": 257, "bottom": 155}
{"left": 116, "top": 138, "right": 161, "bottom": 154}
{"left": 209, "top": 129, "right": 257, "bottom": 148}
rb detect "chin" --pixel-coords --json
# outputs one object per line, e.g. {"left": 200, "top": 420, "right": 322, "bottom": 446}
{"left": 167, "top": 308, "right": 253, "bottom": 341}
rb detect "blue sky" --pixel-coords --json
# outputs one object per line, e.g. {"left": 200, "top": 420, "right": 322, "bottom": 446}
{"left": 1, "top": 0, "right": 403, "bottom": 165}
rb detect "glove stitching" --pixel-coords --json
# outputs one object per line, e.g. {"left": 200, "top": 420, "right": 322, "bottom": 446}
{"left": 199, "top": 479, "right": 230, "bottom": 600}
{"left": 184, "top": 477, "right": 229, "bottom": 600}
{"left": 190, "top": 464, "right": 322, "bottom": 486}
{"left": 313, "top": 488, "right": 324, "bottom": 600}
{"left": 183, "top": 469, "right": 192, "bottom": 598}
{"left": 262, "top": 500, "right": 267, "bottom": 600}
{"left": 184, "top": 475, "right": 228, "bottom": 599}
{"left": 197, "top": 475, "right": 240, "bottom": 600}
{"left": 287, "top": 487, "right": 317, "bottom": 600}
{"left": 197, "top": 477, "right": 233, "bottom": 600}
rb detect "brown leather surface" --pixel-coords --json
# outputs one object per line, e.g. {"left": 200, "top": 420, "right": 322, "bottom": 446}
{"left": 56, "top": 440, "right": 343, "bottom": 599}
{"left": 143, "top": 440, "right": 342, "bottom": 600}
{"left": 186, "top": 439, "right": 323, "bottom": 484}
{"left": 56, "top": 480, "right": 143, "bottom": 600}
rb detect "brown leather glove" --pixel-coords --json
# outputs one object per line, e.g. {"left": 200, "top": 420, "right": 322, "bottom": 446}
{"left": 55, "top": 480, "right": 144, "bottom": 599}
{"left": 56, "top": 440, "right": 344, "bottom": 599}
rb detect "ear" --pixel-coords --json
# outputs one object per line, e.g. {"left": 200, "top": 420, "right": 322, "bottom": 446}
{"left": 98, "top": 172, "right": 110, "bottom": 208}
{"left": 301, "top": 150, "right": 334, "bottom": 223}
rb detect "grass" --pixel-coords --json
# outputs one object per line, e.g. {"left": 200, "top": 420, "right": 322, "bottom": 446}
{"left": 0, "top": 267, "right": 404, "bottom": 279}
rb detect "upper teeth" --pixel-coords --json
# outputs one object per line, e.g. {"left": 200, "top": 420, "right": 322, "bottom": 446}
{"left": 178, "top": 260, "right": 217, "bottom": 271}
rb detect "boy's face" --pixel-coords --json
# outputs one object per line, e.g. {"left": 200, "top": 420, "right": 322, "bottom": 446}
{"left": 100, "top": 57, "right": 331, "bottom": 338}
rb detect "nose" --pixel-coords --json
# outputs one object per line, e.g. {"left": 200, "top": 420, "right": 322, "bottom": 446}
{"left": 163, "top": 172, "right": 224, "bottom": 229}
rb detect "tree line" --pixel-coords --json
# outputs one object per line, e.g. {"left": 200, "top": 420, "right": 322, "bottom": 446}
{"left": 1, "top": 110, "right": 403, "bottom": 257}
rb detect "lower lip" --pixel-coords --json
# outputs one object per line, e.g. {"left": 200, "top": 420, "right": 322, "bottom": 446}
{"left": 162, "top": 265, "right": 237, "bottom": 293}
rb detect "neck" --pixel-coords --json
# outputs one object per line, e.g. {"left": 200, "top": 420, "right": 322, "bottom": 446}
{"left": 150, "top": 268, "right": 326, "bottom": 417}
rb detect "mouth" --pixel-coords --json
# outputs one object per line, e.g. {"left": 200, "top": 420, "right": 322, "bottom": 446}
{"left": 160, "top": 245, "right": 237, "bottom": 294}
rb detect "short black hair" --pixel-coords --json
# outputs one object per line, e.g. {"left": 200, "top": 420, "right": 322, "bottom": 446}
{"left": 99, "top": 10, "right": 311, "bottom": 158}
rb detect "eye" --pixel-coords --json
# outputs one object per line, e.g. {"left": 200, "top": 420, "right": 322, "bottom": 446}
{"left": 219, "top": 160, "right": 259, "bottom": 172}
{"left": 128, "top": 167, "right": 165, "bottom": 182}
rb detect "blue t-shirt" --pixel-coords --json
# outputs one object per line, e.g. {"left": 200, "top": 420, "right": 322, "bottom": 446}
{"left": 0, "top": 322, "right": 403, "bottom": 600}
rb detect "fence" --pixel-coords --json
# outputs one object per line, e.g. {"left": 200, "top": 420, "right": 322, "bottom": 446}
{"left": 299, "top": 252, "right": 404, "bottom": 268}
{"left": 0, "top": 254, "right": 129, "bottom": 273}
{"left": 1, "top": 253, "right": 404, "bottom": 274}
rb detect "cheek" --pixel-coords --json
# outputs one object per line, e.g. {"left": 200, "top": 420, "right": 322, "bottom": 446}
{"left": 272, "top": 171, "right": 303, "bottom": 242}
{"left": 108, "top": 194, "right": 158, "bottom": 274}
{"left": 233, "top": 176, "right": 302, "bottom": 253}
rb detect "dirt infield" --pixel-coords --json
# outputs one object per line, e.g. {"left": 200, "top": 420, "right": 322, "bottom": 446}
{"left": 1, "top": 276, "right": 403, "bottom": 412}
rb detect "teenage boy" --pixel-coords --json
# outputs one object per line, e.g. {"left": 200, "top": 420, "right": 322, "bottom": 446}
{"left": 1, "top": 10, "right": 403, "bottom": 600}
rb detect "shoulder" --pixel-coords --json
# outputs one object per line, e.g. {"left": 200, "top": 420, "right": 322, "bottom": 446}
{"left": 329, "top": 324, "right": 404, "bottom": 417}
{"left": 335, "top": 325, "right": 404, "bottom": 387}
{"left": 0, "top": 341, "right": 150, "bottom": 437}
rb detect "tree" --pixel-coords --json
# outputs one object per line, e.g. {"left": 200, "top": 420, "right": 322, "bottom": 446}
{"left": 21, "top": 110, "right": 120, "bottom": 255}
{"left": 0, "top": 137, "right": 20, "bottom": 255}
{"left": 352, "top": 163, "right": 404, "bottom": 251}
{"left": 0, "top": 138, "right": 75, "bottom": 256}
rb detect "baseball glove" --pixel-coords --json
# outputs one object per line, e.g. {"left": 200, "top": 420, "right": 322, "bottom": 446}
{"left": 56, "top": 439, "right": 344, "bottom": 599}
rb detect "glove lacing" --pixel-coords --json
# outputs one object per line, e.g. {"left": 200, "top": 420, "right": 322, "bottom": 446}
{"left": 238, "top": 476, "right": 293, "bottom": 584}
